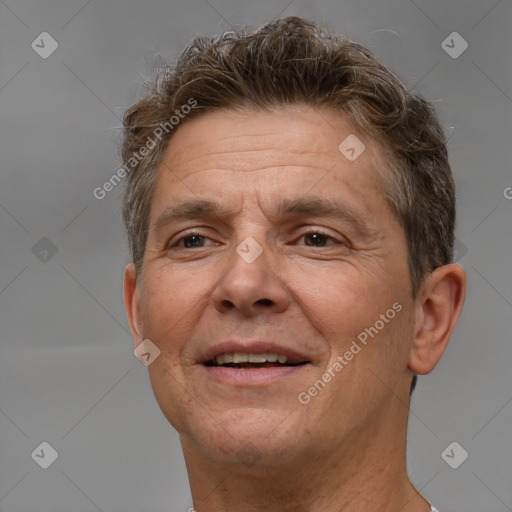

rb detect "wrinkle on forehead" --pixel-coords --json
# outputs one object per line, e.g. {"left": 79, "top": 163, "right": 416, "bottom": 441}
{"left": 151, "top": 106, "right": 393, "bottom": 237}
{"left": 161, "top": 106, "right": 376, "bottom": 177}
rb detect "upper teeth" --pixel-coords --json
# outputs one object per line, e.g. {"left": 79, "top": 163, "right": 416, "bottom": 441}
{"left": 214, "top": 353, "right": 288, "bottom": 365}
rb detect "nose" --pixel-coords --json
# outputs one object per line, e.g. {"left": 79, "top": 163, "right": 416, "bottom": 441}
{"left": 211, "top": 237, "right": 290, "bottom": 317}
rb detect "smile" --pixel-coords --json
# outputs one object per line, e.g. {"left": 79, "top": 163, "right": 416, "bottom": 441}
{"left": 205, "top": 352, "right": 309, "bottom": 368}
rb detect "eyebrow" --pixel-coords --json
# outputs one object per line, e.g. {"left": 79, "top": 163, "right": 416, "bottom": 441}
{"left": 152, "top": 197, "right": 376, "bottom": 238}
{"left": 153, "top": 200, "right": 233, "bottom": 231}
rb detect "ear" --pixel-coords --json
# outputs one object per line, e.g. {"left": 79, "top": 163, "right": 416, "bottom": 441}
{"left": 408, "top": 263, "right": 466, "bottom": 375}
{"left": 123, "top": 263, "right": 143, "bottom": 349}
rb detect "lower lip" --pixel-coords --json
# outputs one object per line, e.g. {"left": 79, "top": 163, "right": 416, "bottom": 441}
{"left": 202, "top": 365, "right": 309, "bottom": 385}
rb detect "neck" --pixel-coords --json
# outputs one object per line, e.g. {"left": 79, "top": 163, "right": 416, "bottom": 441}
{"left": 180, "top": 395, "right": 431, "bottom": 512}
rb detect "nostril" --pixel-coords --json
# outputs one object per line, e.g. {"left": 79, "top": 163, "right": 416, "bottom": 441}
{"left": 256, "top": 299, "right": 273, "bottom": 306}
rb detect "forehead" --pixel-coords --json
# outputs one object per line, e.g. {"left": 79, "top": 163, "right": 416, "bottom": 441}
{"left": 157, "top": 106, "right": 384, "bottom": 178}
{"left": 150, "top": 106, "right": 390, "bottom": 227}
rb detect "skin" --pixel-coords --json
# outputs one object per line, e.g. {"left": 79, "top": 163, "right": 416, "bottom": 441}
{"left": 124, "top": 105, "right": 466, "bottom": 512}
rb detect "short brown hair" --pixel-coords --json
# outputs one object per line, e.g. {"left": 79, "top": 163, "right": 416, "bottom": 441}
{"left": 122, "top": 16, "right": 455, "bottom": 297}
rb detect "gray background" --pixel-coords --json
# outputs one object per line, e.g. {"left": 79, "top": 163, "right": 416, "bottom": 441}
{"left": 1, "top": 0, "right": 511, "bottom": 511}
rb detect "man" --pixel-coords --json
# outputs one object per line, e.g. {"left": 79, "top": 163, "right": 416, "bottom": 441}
{"left": 122, "top": 17, "right": 466, "bottom": 511}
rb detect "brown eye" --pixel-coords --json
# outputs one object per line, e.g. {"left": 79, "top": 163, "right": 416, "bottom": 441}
{"left": 299, "top": 231, "right": 338, "bottom": 247}
{"left": 169, "top": 232, "right": 216, "bottom": 249}
{"left": 181, "top": 235, "right": 205, "bottom": 248}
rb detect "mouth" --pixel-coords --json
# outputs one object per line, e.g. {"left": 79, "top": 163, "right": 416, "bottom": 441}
{"left": 199, "top": 342, "right": 312, "bottom": 385}
{"left": 204, "top": 352, "right": 309, "bottom": 369}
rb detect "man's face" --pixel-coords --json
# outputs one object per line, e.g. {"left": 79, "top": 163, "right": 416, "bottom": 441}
{"left": 127, "top": 106, "right": 417, "bottom": 467}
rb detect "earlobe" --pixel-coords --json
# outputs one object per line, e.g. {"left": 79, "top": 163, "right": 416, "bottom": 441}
{"left": 123, "top": 263, "right": 143, "bottom": 348}
{"left": 408, "top": 263, "right": 466, "bottom": 375}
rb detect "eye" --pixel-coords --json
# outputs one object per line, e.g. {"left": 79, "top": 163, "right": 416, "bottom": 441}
{"left": 296, "top": 230, "right": 340, "bottom": 247}
{"left": 169, "top": 232, "right": 218, "bottom": 249}
{"left": 167, "top": 229, "right": 343, "bottom": 250}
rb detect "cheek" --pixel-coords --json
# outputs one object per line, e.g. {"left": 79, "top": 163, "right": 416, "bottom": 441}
{"left": 139, "top": 271, "right": 211, "bottom": 355}
{"left": 298, "top": 265, "right": 412, "bottom": 383}
{"left": 291, "top": 264, "right": 390, "bottom": 344}
{"left": 347, "top": 302, "right": 414, "bottom": 387}
{"left": 147, "top": 361, "right": 192, "bottom": 433}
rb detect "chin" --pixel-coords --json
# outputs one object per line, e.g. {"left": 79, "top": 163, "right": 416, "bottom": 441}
{"left": 204, "top": 436, "right": 303, "bottom": 471}
{"left": 180, "top": 407, "right": 306, "bottom": 468}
